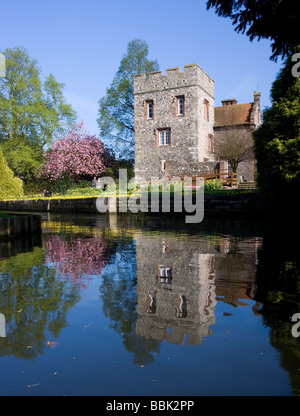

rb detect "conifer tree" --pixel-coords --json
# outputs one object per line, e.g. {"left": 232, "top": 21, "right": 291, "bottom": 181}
{"left": 254, "top": 48, "right": 300, "bottom": 205}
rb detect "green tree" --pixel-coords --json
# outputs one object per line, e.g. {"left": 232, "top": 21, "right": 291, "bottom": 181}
{"left": 37, "top": 73, "right": 77, "bottom": 148}
{"left": 206, "top": 0, "right": 299, "bottom": 61}
{"left": 0, "top": 47, "right": 42, "bottom": 143}
{"left": 0, "top": 47, "right": 76, "bottom": 180}
{"left": 0, "top": 147, "right": 23, "bottom": 199}
{"left": 253, "top": 48, "right": 300, "bottom": 206}
{"left": 98, "top": 39, "right": 159, "bottom": 162}
{"left": 1, "top": 135, "right": 41, "bottom": 179}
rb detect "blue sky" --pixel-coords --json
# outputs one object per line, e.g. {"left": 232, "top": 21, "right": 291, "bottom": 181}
{"left": 0, "top": 0, "right": 283, "bottom": 137}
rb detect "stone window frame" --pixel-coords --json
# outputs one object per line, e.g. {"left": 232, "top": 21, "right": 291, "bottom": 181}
{"left": 145, "top": 100, "right": 154, "bottom": 120}
{"left": 157, "top": 128, "right": 171, "bottom": 147}
{"left": 204, "top": 99, "right": 210, "bottom": 121}
{"left": 175, "top": 95, "right": 185, "bottom": 117}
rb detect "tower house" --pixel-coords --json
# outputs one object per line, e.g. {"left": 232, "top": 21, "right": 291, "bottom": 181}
{"left": 133, "top": 64, "right": 215, "bottom": 181}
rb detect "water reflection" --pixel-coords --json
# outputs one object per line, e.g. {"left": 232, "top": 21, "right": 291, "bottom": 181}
{"left": 0, "top": 215, "right": 117, "bottom": 359}
{"left": 135, "top": 228, "right": 262, "bottom": 346}
{"left": 0, "top": 213, "right": 299, "bottom": 395}
{"left": 0, "top": 245, "right": 81, "bottom": 359}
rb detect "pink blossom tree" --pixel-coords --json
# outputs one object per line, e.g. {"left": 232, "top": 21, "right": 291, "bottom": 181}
{"left": 42, "top": 122, "right": 115, "bottom": 181}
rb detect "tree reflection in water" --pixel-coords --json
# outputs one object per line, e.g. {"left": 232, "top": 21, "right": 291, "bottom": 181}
{"left": 0, "top": 246, "right": 81, "bottom": 360}
{"left": 99, "top": 243, "right": 162, "bottom": 366}
{"left": 0, "top": 228, "right": 116, "bottom": 361}
{"left": 0, "top": 214, "right": 299, "bottom": 396}
{"left": 45, "top": 234, "right": 111, "bottom": 289}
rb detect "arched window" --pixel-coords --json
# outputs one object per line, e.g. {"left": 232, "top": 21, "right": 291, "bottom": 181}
{"left": 145, "top": 100, "right": 154, "bottom": 120}
{"left": 148, "top": 101, "right": 153, "bottom": 119}
{"left": 178, "top": 98, "right": 184, "bottom": 116}
{"left": 176, "top": 96, "right": 185, "bottom": 116}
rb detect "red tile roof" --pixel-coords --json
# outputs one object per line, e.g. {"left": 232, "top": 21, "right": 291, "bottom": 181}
{"left": 214, "top": 103, "right": 254, "bottom": 127}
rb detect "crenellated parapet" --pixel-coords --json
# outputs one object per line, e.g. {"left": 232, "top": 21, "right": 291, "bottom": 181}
{"left": 134, "top": 64, "right": 214, "bottom": 99}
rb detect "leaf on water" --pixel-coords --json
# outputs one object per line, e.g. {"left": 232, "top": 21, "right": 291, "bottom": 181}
{"left": 46, "top": 340, "right": 60, "bottom": 348}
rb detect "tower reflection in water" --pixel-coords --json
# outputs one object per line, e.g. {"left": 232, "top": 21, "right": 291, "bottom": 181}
{"left": 135, "top": 230, "right": 261, "bottom": 346}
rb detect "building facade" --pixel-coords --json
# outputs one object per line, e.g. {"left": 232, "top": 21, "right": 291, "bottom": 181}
{"left": 134, "top": 64, "right": 215, "bottom": 181}
{"left": 134, "top": 64, "right": 262, "bottom": 183}
{"left": 214, "top": 92, "right": 262, "bottom": 182}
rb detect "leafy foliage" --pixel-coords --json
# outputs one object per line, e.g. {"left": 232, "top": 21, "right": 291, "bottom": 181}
{"left": 0, "top": 47, "right": 76, "bottom": 180}
{"left": 0, "top": 147, "right": 23, "bottom": 199}
{"left": 254, "top": 48, "right": 300, "bottom": 204}
{"left": 206, "top": 0, "right": 299, "bottom": 61}
{"left": 204, "top": 179, "right": 224, "bottom": 191}
{"left": 98, "top": 39, "right": 159, "bottom": 161}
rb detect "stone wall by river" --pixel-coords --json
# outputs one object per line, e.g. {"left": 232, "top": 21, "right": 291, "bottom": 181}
{"left": 0, "top": 192, "right": 266, "bottom": 218}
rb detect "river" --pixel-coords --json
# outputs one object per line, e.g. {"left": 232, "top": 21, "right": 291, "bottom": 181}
{"left": 0, "top": 212, "right": 299, "bottom": 396}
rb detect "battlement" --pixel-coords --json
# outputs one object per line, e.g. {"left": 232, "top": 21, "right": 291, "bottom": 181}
{"left": 134, "top": 64, "right": 214, "bottom": 98}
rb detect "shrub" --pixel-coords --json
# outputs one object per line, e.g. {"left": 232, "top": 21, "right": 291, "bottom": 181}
{"left": 204, "top": 179, "right": 223, "bottom": 191}
{"left": 0, "top": 148, "right": 24, "bottom": 199}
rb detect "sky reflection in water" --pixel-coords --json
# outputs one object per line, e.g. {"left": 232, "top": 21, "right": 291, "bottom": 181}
{"left": 0, "top": 213, "right": 299, "bottom": 396}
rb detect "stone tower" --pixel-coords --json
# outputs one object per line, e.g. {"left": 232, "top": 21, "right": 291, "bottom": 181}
{"left": 133, "top": 64, "right": 215, "bottom": 181}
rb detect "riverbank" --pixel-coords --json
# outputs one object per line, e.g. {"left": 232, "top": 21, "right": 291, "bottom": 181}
{"left": 0, "top": 190, "right": 267, "bottom": 219}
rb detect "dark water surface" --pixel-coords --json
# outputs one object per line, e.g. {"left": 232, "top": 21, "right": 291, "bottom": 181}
{"left": 0, "top": 213, "right": 299, "bottom": 396}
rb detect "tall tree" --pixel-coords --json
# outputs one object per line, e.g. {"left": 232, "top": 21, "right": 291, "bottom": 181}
{"left": 36, "top": 73, "right": 77, "bottom": 149}
{"left": 0, "top": 47, "right": 76, "bottom": 179}
{"left": 0, "top": 47, "right": 42, "bottom": 143}
{"left": 98, "top": 39, "right": 159, "bottom": 162}
{"left": 253, "top": 48, "right": 300, "bottom": 205}
{"left": 206, "top": 0, "right": 299, "bottom": 61}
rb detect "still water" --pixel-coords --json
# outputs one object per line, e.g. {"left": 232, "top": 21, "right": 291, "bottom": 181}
{"left": 0, "top": 213, "right": 299, "bottom": 396}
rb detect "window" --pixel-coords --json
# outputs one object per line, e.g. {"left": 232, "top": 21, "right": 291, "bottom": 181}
{"left": 176, "top": 96, "right": 185, "bottom": 116}
{"left": 208, "top": 135, "right": 214, "bottom": 152}
{"left": 145, "top": 100, "right": 154, "bottom": 120}
{"left": 157, "top": 129, "right": 171, "bottom": 146}
{"left": 204, "top": 99, "right": 210, "bottom": 121}
{"left": 148, "top": 102, "right": 153, "bottom": 119}
{"left": 158, "top": 266, "right": 172, "bottom": 284}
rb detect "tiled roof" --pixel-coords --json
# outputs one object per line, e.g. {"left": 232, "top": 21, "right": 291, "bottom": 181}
{"left": 214, "top": 103, "right": 254, "bottom": 127}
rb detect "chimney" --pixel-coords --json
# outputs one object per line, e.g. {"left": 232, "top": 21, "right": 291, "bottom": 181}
{"left": 254, "top": 91, "right": 261, "bottom": 105}
{"left": 221, "top": 99, "right": 238, "bottom": 106}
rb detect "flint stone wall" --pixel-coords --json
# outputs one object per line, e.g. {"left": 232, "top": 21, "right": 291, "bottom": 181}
{"left": 134, "top": 64, "right": 215, "bottom": 181}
